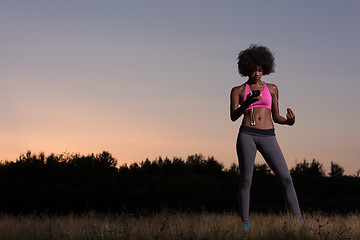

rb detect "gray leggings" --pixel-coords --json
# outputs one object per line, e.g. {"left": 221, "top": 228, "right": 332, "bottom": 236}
{"left": 236, "top": 128, "right": 302, "bottom": 221}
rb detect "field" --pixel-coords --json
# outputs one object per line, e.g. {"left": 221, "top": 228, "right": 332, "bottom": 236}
{"left": 0, "top": 211, "right": 359, "bottom": 240}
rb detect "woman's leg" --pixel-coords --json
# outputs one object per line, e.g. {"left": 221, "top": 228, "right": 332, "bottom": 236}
{"left": 257, "top": 136, "right": 302, "bottom": 219}
{"left": 236, "top": 132, "right": 257, "bottom": 222}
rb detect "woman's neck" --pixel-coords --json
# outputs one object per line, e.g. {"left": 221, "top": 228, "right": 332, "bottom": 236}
{"left": 247, "top": 79, "right": 262, "bottom": 85}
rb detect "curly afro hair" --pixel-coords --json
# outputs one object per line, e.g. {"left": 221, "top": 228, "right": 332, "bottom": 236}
{"left": 237, "top": 44, "right": 275, "bottom": 77}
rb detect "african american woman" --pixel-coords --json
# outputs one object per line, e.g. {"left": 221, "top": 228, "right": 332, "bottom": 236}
{"left": 230, "top": 44, "right": 308, "bottom": 232}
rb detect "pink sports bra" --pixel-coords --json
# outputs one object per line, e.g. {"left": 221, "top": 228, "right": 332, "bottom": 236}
{"left": 240, "top": 82, "right": 272, "bottom": 111}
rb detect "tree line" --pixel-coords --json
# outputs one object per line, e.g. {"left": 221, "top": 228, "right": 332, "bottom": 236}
{"left": 0, "top": 151, "right": 359, "bottom": 214}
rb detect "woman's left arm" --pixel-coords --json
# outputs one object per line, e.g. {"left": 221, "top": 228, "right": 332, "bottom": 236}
{"left": 269, "top": 84, "right": 295, "bottom": 126}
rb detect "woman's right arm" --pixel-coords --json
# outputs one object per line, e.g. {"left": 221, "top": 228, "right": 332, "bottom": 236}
{"left": 230, "top": 86, "right": 249, "bottom": 122}
{"left": 230, "top": 86, "right": 262, "bottom": 122}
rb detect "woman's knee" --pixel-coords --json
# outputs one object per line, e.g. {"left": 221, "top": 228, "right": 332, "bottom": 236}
{"left": 240, "top": 177, "right": 252, "bottom": 189}
{"left": 280, "top": 174, "right": 294, "bottom": 187}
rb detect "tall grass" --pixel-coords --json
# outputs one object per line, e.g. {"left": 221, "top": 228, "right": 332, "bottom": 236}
{"left": 0, "top": 210, "right": 358, "bottom": 240}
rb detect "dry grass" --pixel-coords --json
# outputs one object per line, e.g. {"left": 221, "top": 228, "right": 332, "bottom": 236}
{"left": 0, "top": 210, "right": 359, "bottom": 240}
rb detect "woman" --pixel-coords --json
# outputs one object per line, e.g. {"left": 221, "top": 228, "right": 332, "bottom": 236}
{"left": 230, "top": 45, "right": 307, "bottom": 232}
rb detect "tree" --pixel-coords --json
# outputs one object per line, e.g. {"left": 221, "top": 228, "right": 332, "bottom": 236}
{"left": 329, "top": 162, "right": 344, "bottom": 178}
{"left": 186, "top": 154, "right": 223, "bottom": 175}
{"left": 253, "top": 163, "right": 272, "bottom": 175}
{"left": 227, "top": 163, "right": 239, "bottom": 175}
{"left": 290, "top": 159, "right": 325, "bottom": 177}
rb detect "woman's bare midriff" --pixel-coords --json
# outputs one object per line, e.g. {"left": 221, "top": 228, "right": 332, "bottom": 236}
{"left": 241, "top": 107, "right": 274, "bottom": 129}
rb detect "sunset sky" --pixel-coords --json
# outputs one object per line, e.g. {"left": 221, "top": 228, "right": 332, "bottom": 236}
{"left": 1, "top": 1, "right": 360, "bottom": 175}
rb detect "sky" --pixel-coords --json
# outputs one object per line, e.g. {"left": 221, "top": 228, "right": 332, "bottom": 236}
{"left": 1, "top": 0, "right": 360, "bottom": 175}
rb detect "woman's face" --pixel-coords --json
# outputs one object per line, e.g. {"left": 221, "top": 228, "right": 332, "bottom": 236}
{"left": 249, "top": 66, "right": 263, "bottom": 82}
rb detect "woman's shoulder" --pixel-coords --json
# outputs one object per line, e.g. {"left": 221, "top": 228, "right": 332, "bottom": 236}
{"left": 231, "top": 84, "right": 246, "bottom": 97}
{"left": 265, "top": 82, "right": 278, "bottom": 91}
{"left": 231, "top": 84, "right": 246, "bottom": 92}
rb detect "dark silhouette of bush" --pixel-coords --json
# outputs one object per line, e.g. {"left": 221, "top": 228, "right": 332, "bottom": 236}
{"left": 0, "top": 151, "right": 118, "bottom": 213}
{"left": 329, "top": 161, "right": 344, "bottom": 178}
{"left": 0, "top": 152, "right": 359, "bottom": 214}
{"left": 290, "top": 159, "right": 325, "bottom": 177}
{"left": 253, "top": 163, "right": 272, "bottom": 176}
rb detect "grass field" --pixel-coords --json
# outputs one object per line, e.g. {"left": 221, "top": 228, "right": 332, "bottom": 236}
{"left": 0, "top": 210, "right": 358, "bottom": 240}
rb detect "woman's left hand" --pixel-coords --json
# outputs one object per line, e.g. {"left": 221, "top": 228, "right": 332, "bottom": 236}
{"left": 286, "top": 108, "right": 295, "bottom": 126}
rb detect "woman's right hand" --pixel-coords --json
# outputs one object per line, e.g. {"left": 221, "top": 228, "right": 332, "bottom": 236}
{"left": 245, "top": 92, "right": 262, "bottom": 105}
